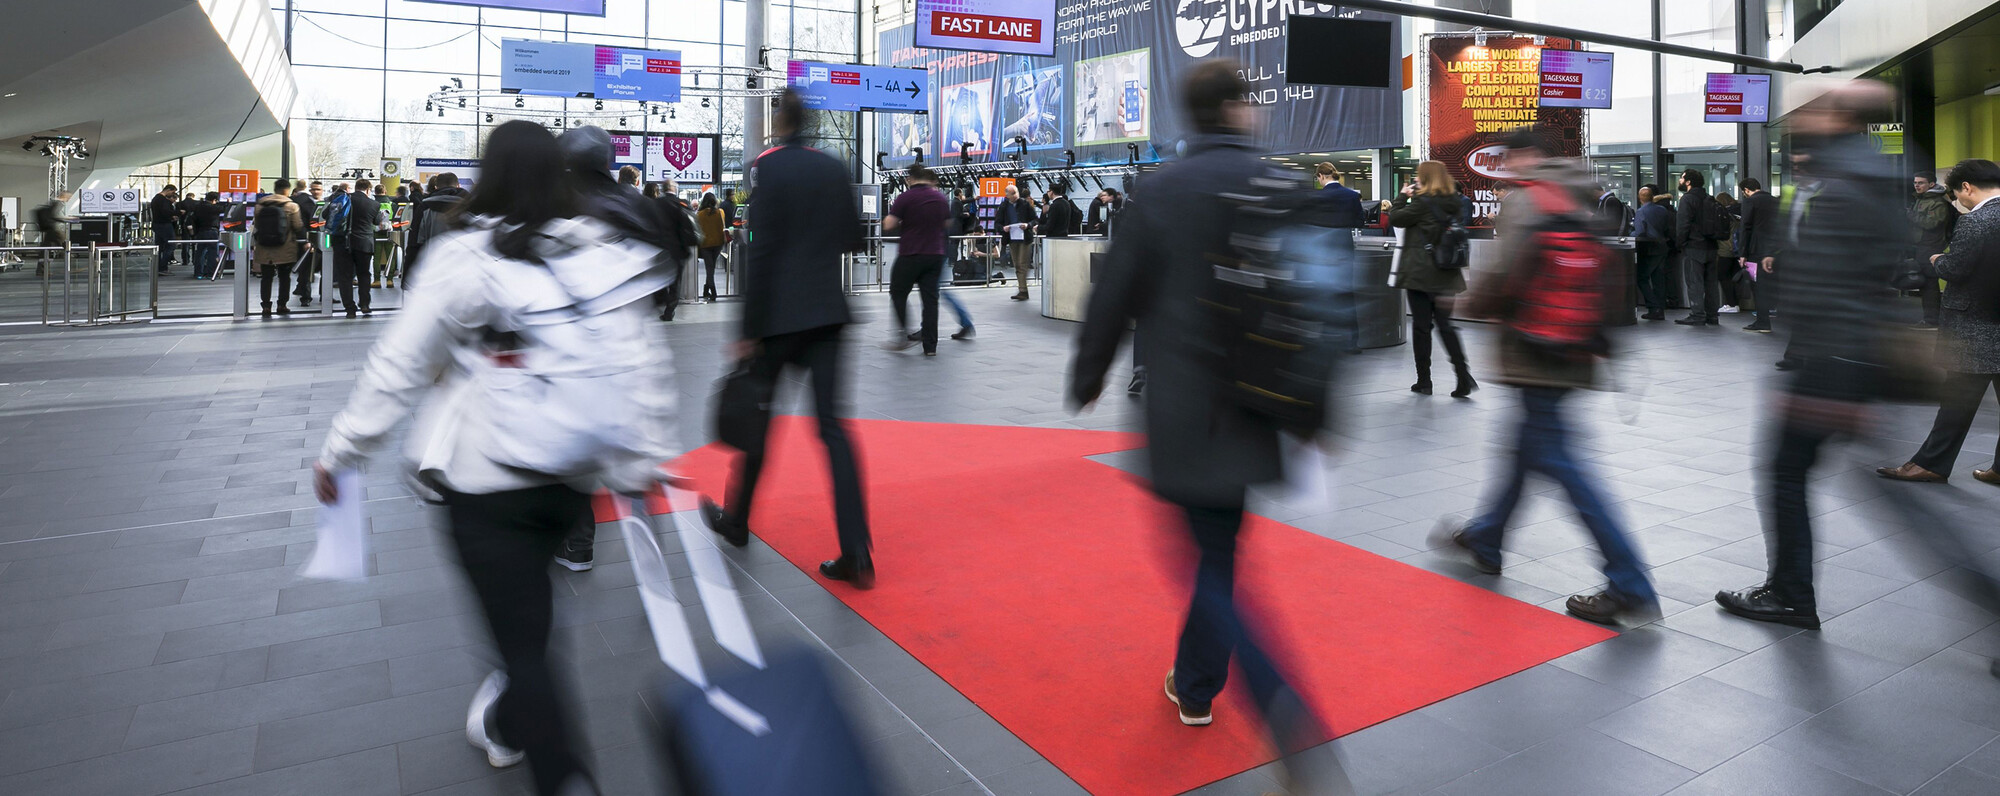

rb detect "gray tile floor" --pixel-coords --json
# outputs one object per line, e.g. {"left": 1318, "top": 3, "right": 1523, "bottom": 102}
{"left": 2, "top": 287, "right": 1998, "bottom": 795}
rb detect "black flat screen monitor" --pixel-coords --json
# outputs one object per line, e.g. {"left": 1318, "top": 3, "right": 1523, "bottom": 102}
{"left": 1285, "top": 17, "right": 1395, "bottom": 89}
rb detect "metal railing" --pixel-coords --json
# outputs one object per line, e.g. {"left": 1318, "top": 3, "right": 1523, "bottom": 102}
{"left": 33, "top": 244, "right": 159, "bottom": 326}
{"left": 841, "top": 234, "right": 1028, "bottom": 294}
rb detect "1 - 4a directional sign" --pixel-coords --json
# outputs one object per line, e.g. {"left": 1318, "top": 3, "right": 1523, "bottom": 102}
{"left": 787, "top": 61, "right": 929, "bottom": 113}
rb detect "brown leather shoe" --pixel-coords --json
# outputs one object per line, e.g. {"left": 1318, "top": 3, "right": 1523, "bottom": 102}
{"left": 1876, "top": 462, "right": 1947, "bottom": 483}
{"left": 1975, "top": 469, "right": 2000, "bottom": 486}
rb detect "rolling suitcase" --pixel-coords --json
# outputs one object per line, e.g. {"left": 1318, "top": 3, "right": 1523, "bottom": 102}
{"left": 617, "top": 493, "right": 880, "bottom": 796}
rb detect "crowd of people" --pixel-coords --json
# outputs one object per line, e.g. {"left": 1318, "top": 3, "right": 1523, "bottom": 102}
{"left": 231, "top": 60, "right": 2000, "bottom": 795}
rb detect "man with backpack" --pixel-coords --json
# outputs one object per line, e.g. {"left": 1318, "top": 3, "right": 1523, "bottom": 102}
{"left": 1069, "top": 62, "right": 1347, "bottom": 790}
{"left": 403, "top": 172, "right": 467, "bottom": 288}
{"left": 1674, "top": 169, "right": 1727, "bottom": 325}
{"left": 250, "top": 180, "right": 306, "bottom": 317}
{"left": 1436, "top": 126, "right": 1660, "bottom": 627}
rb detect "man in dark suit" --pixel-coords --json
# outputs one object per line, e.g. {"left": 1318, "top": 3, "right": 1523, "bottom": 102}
{"left": 1070, "top": 61, "right": 1339, "bottom": 786}
{"left": 1314, "top": 162, "right": 1367, "bottom": 228}
{"left": 702, "top": 89, "right": 875, "bottom": 588}
{"left": 1674, "top": 170, "right": 1722, "bottom": 325}
{"left": 150, "top": 185, "right": 181, "bottom": 275}
{"left": 336, "top": 178, "right": 381, "bottom": 317}
{"left": 1737, "top": 178, "right": 1781, "bottom": 332}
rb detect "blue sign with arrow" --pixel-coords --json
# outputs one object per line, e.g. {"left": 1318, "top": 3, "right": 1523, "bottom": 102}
{"left": 787, "top": 61, "right": 929, "bottom": 113}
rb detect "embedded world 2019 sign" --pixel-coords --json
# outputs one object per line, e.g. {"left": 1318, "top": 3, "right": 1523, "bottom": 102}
{"left": 1424, "top": 34, "right": 1584, "bottom": 226}
{"left": 877, "top": 0, "right": 1402, "bottom": 169}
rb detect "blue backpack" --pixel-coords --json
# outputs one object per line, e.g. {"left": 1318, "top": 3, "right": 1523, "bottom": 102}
{"left": 323, "top": 192, "right": 352, "bottom": 240}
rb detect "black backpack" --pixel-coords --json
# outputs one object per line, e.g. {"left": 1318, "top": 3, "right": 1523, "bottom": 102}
{"left": 1424, "top": 198, "right": 1471, "bottom": 269}
{"left": 1206, "top": 167, "right": 1363, "bottom": 436}
{"left": 1696, "top": 193, "right": 1731, "bottom": 241}
{"left": 252, "top": 202, "right": 287, "bottom": 247}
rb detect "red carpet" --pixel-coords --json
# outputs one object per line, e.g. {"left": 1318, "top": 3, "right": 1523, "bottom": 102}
{"left": 623, "top": 417, "right": 1615, "bottom": 796}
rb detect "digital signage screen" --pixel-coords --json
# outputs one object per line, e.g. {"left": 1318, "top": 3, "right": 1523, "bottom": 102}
{"left": 914, "top": 0, "right": 1058, "bottom": 57}
{"left": 1285, "top": 17, "right": 1395, "bottom": 89}
{"left": 1704, "top": 73, "right": 1771, "bottom": 123}
{"left": 786, "top": 61, "right": 930, "bottom": 112}
{"left": 412, "top": 0, "right": 605, "bottom": 15}
{"left": 1538, "top": 49, "right": 1613, "bottom": 109}
{"left": 501, "top": 38, "right": 681, "bottom": 102}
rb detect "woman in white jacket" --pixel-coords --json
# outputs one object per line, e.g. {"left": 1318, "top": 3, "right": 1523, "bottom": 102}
{"left": 313, "top": 121, "right": 676, "bottom": 796}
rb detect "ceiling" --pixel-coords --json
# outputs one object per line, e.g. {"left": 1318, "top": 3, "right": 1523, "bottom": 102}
{"left": 1899, "top": 6, "right": 2000, "bottom": 104}
{"left": 0, "top": 1, "right": 289, "bottom": 179}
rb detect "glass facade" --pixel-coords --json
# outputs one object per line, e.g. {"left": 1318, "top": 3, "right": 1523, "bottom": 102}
{"left": 269, "top": 0, "right": 860, "bottom": 184}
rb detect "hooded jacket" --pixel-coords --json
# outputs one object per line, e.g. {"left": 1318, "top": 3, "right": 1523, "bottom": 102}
{"left": 1911, "top": 184, "right": 1956, "bottom": 254}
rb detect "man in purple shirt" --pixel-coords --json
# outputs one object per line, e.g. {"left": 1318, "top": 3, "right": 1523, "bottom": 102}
{"left": 883, "top": 165, "right": 952, "bottom": 355}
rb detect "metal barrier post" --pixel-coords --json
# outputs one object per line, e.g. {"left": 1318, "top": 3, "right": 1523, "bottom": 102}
{"left": 231, "top": 233, "right": 249, "bottom": 320}
{"left": 40, "top": 249, "right": 51, "bottom": 325}
{"left": 62, "top": 246, "right": 74, "bottom": 323}
{"left": 319, "top": 232, "right": 334, "bottom": 316}
{"left": 86, "top": 244, "right": 100, "bottom": 325}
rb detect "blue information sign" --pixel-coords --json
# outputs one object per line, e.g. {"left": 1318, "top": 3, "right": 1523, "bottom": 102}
{"left": 786, "top": 61, "right": 929, "bottom": 113}
{"left": 501, "top": 38, "right": 682, "bottom": 103}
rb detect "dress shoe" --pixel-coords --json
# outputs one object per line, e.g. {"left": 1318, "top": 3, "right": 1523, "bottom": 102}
{"left": 1715, "top": 585, "right": 1820, "bottom": 629}
{"left": 1010, "top": 293, "right": 1030, "bottom": 301}
{"left": 1743, "top": 321, "right": 1772, "bottom": 333}
{"left": 1876, "top": 462, "right": 1947, "bottom": 483}
{"left": 1567, "top": 590, "right": 1662, "bottom": 626}
{"left": 1774, "top": 358, "right": 1801, "bottom": 371}
{"left": 1410, "top": 378, "right": 1433, "bottom": 395}
{"left": 1164, "top": 669, "right": 1212, "bottom": 726}
{"left": 1675, "top": 316, "right": 1706, "bottom": 326}
{"left": 699, "top": 497, "right": 749, "bottom": 547}
{"left": 1641, "top": 311, "right": 1666, "bottom": 321}
{"left": 1974, "top": 469, "right": 2000, "bottom": 486}
{"left": 1429, "top": 516, "right": 1501, "bottom": 574}
{"left": 819, "top": 556, "right": 875, "bottom": 589}
{"left": 951, "top": 326, "right": 975, "bottom": 341}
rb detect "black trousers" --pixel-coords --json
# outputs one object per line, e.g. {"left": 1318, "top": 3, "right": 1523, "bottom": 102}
{"left": 1751, "top": 265, "right": 1777, "bottom": 326}
{"left": 255, "top": 262, "right": 293, "bottom": 310}
{"left": 1635, "top": 246, "right": 1669, "bottom": 313}
{"left": 1767, "top": 411, "right": 1834, "bottom": 609}
{"left": 154, "top": 226, "right": 174, "bottom": 272}
{"left": 1911, "top": 372, "right": 2000, "bottom": 476}
{"left": 1407, "top": 290, "right": 1468, "bottom": 378}
{"left": 1682, "top": 247, "right": 1720, "bottom": 320}
{"left": 889, "top": 254, "right": 944, "bottom": 354}
{"left": 726, "top": 324, "right": 871, "bottom": 563}
{"left": 443, "top": 484, "right": 594, "bottom": 795}
{"left": 699, "top": 245, "right": 722, "bottom": 297}
{"left": 295, "top": 246, "right": 318, "bottom": 299}
{"left": 334, "top": 247, "right": 372, "bottom": 311}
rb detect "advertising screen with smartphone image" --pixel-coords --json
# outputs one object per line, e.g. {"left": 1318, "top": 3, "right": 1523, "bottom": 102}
{"left": 1074, "top": 49, "right": 1149, "bottom": 145}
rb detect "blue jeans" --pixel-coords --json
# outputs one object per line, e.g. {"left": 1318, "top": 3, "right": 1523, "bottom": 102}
{"left": 1464, "top": 386, "right": 1655, "bottom": 603}
{"left": 194, "top": 240, "right": 220, "bottom": 279}
{"left": 939, "top": 266, "right": 972, "bottom": 329}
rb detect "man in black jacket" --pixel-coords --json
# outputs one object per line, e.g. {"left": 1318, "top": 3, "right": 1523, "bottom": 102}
{"left": 336, "top": 179, "right": 380, "bottom": 317}
{"left": 1737, "top": 178, "right": 1781, "bottom": 332}
{"left": 291, "top": 181, "right": 322, "bottom": 305}
{"left": 150, "top": 185, "right": 181, "bottom": 275}
{"left": 1674, "top": 170, "right": 1722, "bottom": 325}
{"left": 187, "top": 192, "right": 225, "bottom": 280}
{"left": 701, "top": 90, "right": 875, "bottom": 588}
{"left": 402, "top": 173, "right": 466, "bottom": 287}
{"left": 1037, "top": 182, "right": 1076, "bottom": 239}
{"left": 1593, "top": 185, "right": 1629, "bottom": 236}
{"left": 1069, "top": 62, "right": 1338, "bottom": 782}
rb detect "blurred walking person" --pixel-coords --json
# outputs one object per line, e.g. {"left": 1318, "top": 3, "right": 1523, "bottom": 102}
{"left": 1715, "top": 82, "right": 1908, "bottom": 631}
{"left": 314, "top": 121, "right": 677, "bottom": 795}
{"left": 1389, "top": 161, "right": 1476, "bottom": 397}
{"left": 1435, "top": 128, "right": 1659, "bottom": 626}
{"left": 1877, "top": 158, "right": 2000, "bottom": 485}
{"left": 882, "top": 165, "right": 950, "bottom": 355}
{"left": 701, "top": 90, "right": 876, "bottom": 588}
{"left": 1070, "top": 62, "right": 1348, "bottom": 791}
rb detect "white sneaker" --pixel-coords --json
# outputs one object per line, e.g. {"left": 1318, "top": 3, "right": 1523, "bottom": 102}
{"left": 466, "top": 671, "right": 525, "bottom": 768}
{"left": 1717, "top": 305, "right": 1740, "bottom": 314}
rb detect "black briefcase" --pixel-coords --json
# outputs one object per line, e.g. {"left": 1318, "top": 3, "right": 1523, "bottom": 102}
{"left": 713, "top": 362, "right": 774, "bottom": 452}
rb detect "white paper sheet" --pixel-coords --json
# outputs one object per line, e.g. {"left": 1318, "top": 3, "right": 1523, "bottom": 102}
{"left": 302, "top": 469, "right": 368, "bottom": 581}
{"left": 1008, "top": 226, "right": 1025, "bottom": 241}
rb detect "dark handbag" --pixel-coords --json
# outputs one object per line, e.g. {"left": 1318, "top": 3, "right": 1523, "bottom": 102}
{"left": 714, "top": 359, "right": 774, "bottom": 452}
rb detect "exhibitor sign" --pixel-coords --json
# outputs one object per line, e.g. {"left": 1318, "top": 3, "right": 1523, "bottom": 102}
{"left": 1424, "top": 34, "right": 1584, "bottom": 225}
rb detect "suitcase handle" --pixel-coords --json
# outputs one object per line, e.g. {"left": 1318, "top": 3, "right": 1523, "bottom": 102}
{"left": 620, "top": 491, "right": 772, "bottom": 736}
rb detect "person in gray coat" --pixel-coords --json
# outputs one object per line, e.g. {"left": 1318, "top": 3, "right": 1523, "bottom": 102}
{"left": 1879, "top": 158, "right": 2000, "bottom": 485}
{"left": 1068, "top": 61, "right": 1351, "bottom": 793}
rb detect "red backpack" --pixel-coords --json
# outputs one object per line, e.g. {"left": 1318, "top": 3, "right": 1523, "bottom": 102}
{"left": 1504, "top": 181, "right": 1618, "bottom": 359}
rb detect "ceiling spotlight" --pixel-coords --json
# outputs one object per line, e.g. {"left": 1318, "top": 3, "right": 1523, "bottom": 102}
{"left": 515, "top": 96, "right": 524, "bottom": 108}
{"left": 702, "top": 97, "right": 711, "bottom": 109}
{"left": 20, "top": 140, "right": 33, "bottom": 151}
{"left": 1532, "top": 35, "right": 1546, "bottom": 46}
{"left": 485, "top": 113, "right": 494, "bottom": 122}
{"left": 669, "top": 107, "right": 676, "bottom": 119}
{"left": 450, "top": 77, "right": 463, "bottom": 88}
{"left": 457, "top": 98, "right": 466, "bottom": 108}
{"left": 619, "top": 117, "right": 628, "bottom": 126}
{"left": 424, "top": 100, "right": 434, "bottom": 111}
{"left": 1474, "top": 32, "right": 1488, "bottom": 47}
{"left": 594, "top": 100, "right": 604, "bottom": 111}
